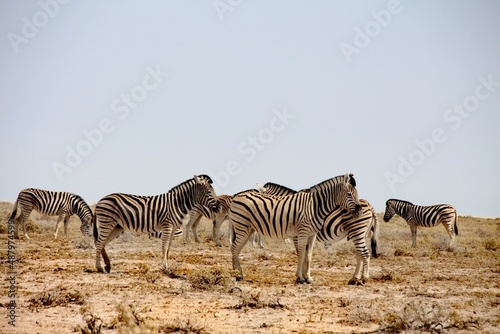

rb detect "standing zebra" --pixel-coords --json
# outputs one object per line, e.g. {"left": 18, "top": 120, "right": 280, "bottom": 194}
{"left": 8, "top": 188, "right": 93, "bottom": 240}
{"left": 383, "top": 199, "right": 458, "bottom": 247}
{"left": 93, "top": 175, "right": 218, "bottom": 273}
{"left": 184, "top": 194, "right": 233, "bottom": 247}
{"left": 229, "top": 174, "right": 361, "bottom": 283}
{"left": 259, "top": 181, "right": 379, "bottom": 285}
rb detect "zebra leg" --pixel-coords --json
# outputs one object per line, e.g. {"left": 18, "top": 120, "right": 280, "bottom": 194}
{"left": 191, "top": 215, "right": 202, "bottom": 243}
{"left": 212, "top": 216, "right": 225, "bottom": 247}
{"left": 409, "top": 222, "right": 417, "bottom": 247}
{"left": 295, "top": 235, "right": 309, "bottom": 284}
{"left": 63, "top": 216, "right": 70, "bottom": 239}
{"left": 347, "top": 233, "right": 371, "bottom": 285}
{"left": 302, "top": 235, "right": 316, "bottom": 284}
{"left": 53, "top": 214, "right": 64, "bottom": 239}
{"left": 95, "top": 225, "right": 123, "bottom": 273}
{"left": 161, "top": 225, "right": 176, "bottom": 270}
{"left": 18, "top": 209, "right": 32, "bottom": 240}
{"left": 231, "top": 227, "right": 253, "bottom": 281}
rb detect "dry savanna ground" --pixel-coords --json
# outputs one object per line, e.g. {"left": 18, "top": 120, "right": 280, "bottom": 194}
{"left": 0, "top": 201, "right": 499, "bottom": 334}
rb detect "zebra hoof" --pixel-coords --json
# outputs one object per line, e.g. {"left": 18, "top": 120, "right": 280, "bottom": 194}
{"left": 105, "top": 265, "right": 111, "bottom": 273}
{"left": 348, "top": 278, "right": 365, "bottom": 286}
{"left": 236, "top": 276, "right": 243, "bottom": 282}
{"left": 295, "top": 278, "right": 306, "bottom": 284}
{"left": 97, "top": 268, "right": 104, "bottom": 273}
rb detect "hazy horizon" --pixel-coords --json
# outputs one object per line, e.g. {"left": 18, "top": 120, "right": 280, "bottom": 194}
{"left": 1, "top": 1, "right": 499, "bottom": 217}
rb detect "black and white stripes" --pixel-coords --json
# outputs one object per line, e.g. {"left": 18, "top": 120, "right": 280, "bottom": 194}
{"left": 229, "top": 174, "right": 361, "bottom": 283}
{"left": 93, "top": 175, "right": 218, "bottom": 273}
{"left": 259, "top": 181, "right": 379, "bottom": 285}
{"left": 9, "top": 188, "right": 93, "bottom": 240}
{"left": 383, "top": 199, "right": 458, "bottom": 247}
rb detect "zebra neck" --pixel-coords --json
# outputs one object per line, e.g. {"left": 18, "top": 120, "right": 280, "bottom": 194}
{"left": 395, "top": 201, "right": 412, "bottom": 219}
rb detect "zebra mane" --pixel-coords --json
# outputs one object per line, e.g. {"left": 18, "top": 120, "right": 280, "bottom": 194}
{"left": 306, "top": 174, "right": 354, "bottom": 193}
{"left": 387, "top": 198, "right": 414, "bottom": 206}
{"left": 262, "top": 182, "right": 297, "bottom": 194}
{"left": 168, "top": 175, "right": 211, "bottom": 194}
{"left": 233, "top": 189, "right": 259, "bottom": 197}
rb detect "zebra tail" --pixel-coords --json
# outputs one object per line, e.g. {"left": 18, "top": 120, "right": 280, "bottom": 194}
{"left": 370, "top": 210, "right": 380, "bottom": 258}
{"left": 454, "top": 210, "right": 458, "bottom": 236}
{"left": 92, "top": 214, "right": 98, "bottom": 241}
{"left": 9, "top": 199, "right": 19, "bottom": 222}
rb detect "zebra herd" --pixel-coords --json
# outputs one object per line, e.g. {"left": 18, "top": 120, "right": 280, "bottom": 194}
{"left": 7, "top": 173, "right": 459, "bottom": 285}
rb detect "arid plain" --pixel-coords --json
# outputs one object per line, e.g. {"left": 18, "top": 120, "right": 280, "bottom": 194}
{"left": 1, "top": 202, "right": 498, "bottom": 333}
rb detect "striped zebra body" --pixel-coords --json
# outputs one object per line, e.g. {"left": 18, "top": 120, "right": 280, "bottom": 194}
{"left": 383, "top": 199, "right": 458, "bottom": 247}
{"left": 184, "top": 194, "right": 233, "bottom": 247}
{"left": 9, "top": 188, "right": 93, "bottom": 240}
{"left": 229, "top": 174, "right": 361, "bottom": 283}
{"left": 261, "top": 182, "right": 378, "bottom": 285}
{"left": 93, "top": 175, "right": 218, "bottom": 273}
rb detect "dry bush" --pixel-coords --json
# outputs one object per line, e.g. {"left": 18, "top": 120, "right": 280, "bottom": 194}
{"left": 158, "top": 318, "right": 208, "bottom": 334}
{"left": 231, "top": 291, "right": 288, "bottom": 310}
{"left": 79, "top": 313, "right": 104, "bottom": 334}
{"left": 27, "top": 287, "right": 86, "bottom": 309}
{"left": 188, "top": 267, "right": 233, "bottom": 290}
{"left": 382, "top": 299, "right": 482, "bottom": 333}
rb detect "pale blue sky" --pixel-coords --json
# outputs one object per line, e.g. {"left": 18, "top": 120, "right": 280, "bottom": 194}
{"left": 1, "top": 1, "right": 499, "bottom": 217}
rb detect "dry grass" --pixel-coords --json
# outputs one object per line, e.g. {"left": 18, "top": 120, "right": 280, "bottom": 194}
{"left": 0, "top": 201, "right": 498, "bottom": 333}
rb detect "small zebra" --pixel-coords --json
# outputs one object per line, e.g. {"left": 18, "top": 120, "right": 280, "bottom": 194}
{"left": 184, "top": 194, "right": 233, "bottom": 247}
{"left": 8, "top": 188, "right": 93, "bottom": 240}
{"left": 259, "top": 181, "right": 379, "bottom": 285}
{"left": 229, "top": 174, "right": 361, "bottom": 284}
{"left": 383, "top": 199, "right": 458, "bottom": 247}
{"left": 93, "top": 175, "right": 218, "bottom": 273}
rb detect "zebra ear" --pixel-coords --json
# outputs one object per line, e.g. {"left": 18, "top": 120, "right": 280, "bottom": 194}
{"left": 194, "top": 175, "right": 203, "bottom": 184}
{"left": 348, "top": 173, "right": 356, "bottom": 187}
{"left": 256, "top": 183, "right": 266, "bottom": 192}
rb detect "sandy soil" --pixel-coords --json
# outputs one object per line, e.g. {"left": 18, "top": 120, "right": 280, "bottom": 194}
{"left": 1, "top": 203, "right": 499, "bottom": 333}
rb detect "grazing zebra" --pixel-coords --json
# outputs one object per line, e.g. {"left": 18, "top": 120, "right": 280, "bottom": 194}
{"left": 259, "top": 181, "right": 379, "bottom": 285}
{"left": 383, "top": 199, "right": 458, "bottom": 248}
{"left": 93, "top": 175, "right": 219, "bottom": 273}
{"left": 229, "top": 174, "right": 361, "bottom": 284}
{"left": 8, "top": 188, "right": 93, "bottom": 240}
{"left": 184, "top": 194, "right": 233, "bottom": 247}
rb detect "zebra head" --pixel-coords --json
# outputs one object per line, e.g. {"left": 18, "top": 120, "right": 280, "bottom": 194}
{"left": 334, "top": 182, "right": 362, "bottom": 217}
{"left": 193, "top": 175, "right": 219, "bottom": 214}
{"left": 383, "top": 199, "right": 397, "bottom": 222}
{"left": 73, "top": 194, "right": 93, "bottom": 237}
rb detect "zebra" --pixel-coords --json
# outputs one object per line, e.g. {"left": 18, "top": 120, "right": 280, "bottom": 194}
{"left": 93, "top": 175, "right": 219, "bottom": 273}
{"left": 383, "top": 199, "right": 458, "bottom": 248}
{"left": 259, "top": 181, "right": 379, "bottom": 285}
{"left": 8, "top": 188, "right": 93, "bottom": 240}
{"left": 229, "top": 174, "right": 362, "bottom": 284}
{"left": 184, "top": 194, "right": 233, "bottom": 247}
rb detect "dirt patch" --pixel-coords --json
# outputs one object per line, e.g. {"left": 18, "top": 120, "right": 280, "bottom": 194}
{"left": 1, "top": 203, "right": 498, "bottom": 333}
